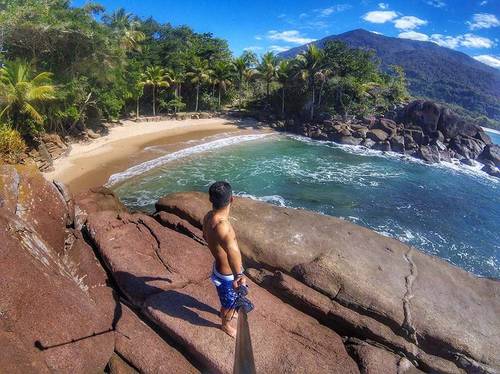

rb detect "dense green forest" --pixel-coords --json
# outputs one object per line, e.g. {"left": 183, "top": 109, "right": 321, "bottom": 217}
{"left": 282, "top": 29, "right": 500, "bottom": 130}
{"left": 0, "top": 0, "right": 408, "bottom": 163}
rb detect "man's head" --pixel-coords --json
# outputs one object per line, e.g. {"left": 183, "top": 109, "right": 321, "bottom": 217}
{"left": 209, "top": 181, "right": 233, "bottom": 210}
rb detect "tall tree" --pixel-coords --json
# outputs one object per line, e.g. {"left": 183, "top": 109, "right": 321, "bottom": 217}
{"left": 0, "top": 60, "right": 55, "bottom": 130}
{"left": 186, "top": 57, "right": 211, "bottom": 112}
{"left": 233, "top": 51, "right": 256, "bottom": 111}
{"left": 277, "top": 60, "right": 292, "bottom": 118}
{"left": 103, "top": 8, "right": 145, "bottom": 52}
{"left": 140, "top": 66, "right": 170, "bottom": 116}
{"left": 257, "top": 52, "right": 279, "bottom": 107}
{"left": 295, "top": 45, "right": 325, "bottom": 120}
{"left": 212, "top": 61, "right": 234, "bottom": 110}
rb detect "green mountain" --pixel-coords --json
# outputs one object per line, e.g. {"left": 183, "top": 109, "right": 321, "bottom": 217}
{"left": 279, "top": 29, "right": 500, "bottom": 124}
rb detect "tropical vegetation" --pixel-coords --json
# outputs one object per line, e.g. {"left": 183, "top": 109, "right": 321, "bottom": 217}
{"left": 0, "top": 0, "right": 409, "bottom": 163}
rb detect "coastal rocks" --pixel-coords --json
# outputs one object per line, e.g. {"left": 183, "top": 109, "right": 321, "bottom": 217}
{"left": 0, "top": 165, "right": 70, "bottom": 253}
{"left": 74, "top": 186, "right": 127, "bottom": 229}
{"left": 287, "top": 100, "right": 499, "bottom": 177}
{"left": 86, "top": 211, "right": 212, "bottom": 305}
{"left": 144, "top": 278, "right": 359, "bottom": 374}
{"left": 366, "top": 129, "right": 389, "bottom": 142}
{"left": 0, "top": 211, "right": 114, "bottom": 373}
{"left": 480, "top": 144, "right": 500, "bottom": 167}
{"left": 156, "top": 192, "right": 500, "bottom": 373}
{"left": 115, "top": 305, "right": 199, "bottom": 373}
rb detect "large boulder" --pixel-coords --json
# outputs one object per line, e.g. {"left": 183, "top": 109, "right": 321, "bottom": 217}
{"left": 404, "top": 100, "right": 441, "bottom": 134}
{"left": 366, "top": 129, "right": 388, "bottom": 142}
{"left": 479, "top": 144, "right": 500, "bottom": 167}
{"left": 156, "top": 192, "right": 500, "bottom": 373}
{"left": 144, "top": 278, "right": 359, "bottom": 374}
{"left": 74, "top": 186, "right": 127, "bottom": 229}
{"left": 438, "top": 108, "right": 480, "bottom": 139}
{"left": 86, "top": 211, "right": 212, "bottom": 306}
{"left": 0, "top": 211, "right": 114, "bottom": 373}
{"left": 450, "top": 136, "right": 485, "bottom": 160}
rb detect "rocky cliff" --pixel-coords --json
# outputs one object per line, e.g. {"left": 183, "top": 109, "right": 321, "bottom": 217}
{"left": 1, "top": 165, "right": 498, "bottom": 373}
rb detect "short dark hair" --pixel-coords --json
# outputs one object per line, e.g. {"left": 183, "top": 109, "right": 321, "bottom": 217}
{"left": 209, "top": 181, "right": 232, "bottom": 209}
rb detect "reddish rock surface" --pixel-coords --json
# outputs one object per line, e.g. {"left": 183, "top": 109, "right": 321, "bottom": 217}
{"left": 156, "top": 192, "right": 500, "bottom": 373}
{"left": 144, "top": 278, "right": 359, "bottom": 374}
{"left": 86, "top": 211, "right": 212, "bottom": 305}
{"left": 0, "top": 165, "right": 69, "bottom": 253}
{"left": 115, "top": 304, "right": 199, "bottom": 373}
{"left": 108, "top": 353, "right": 138, "bottom": 374}
{"left": 0, "top": 211, "right": 114, "bottom": 373}
{"left": 74, "top": 186, "right": 127, "bottom": 229}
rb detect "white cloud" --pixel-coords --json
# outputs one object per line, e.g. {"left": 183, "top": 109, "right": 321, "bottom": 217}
{"left": 474, "top": 55, "right": 500, "bottom": 68}
{"left": 468, "top": 13, "right": 500, "bottom": 30}
{"left": 429, "top": 34, "right": 462, "bottom": 48}
{"left": 316, "top": 4, "right": 352, "bottom": 17}
{"left": 378, "top": 3, "right": 389, "bottom": 9}
{"left": 243, "top": 46, "right": 263, "bottom": 52}
{"left": 460, "top": 33, "right": 494, "bottom": 48}
{"left": 480, "top": 1, "right": 488, "bottom": 6}
{"left": 255, "top": 35, "right": 263, "bottom": 40}
{"left": 398, "top": 31, "right": 495, "bottom": 49}
{"left": 268, "top": 45, "right": 292, "bottom": 53}
{"left": 370, "top": 30, "right": 383, "bottom": 35}
{"left": 267, "top": 30, "right": 315, "bottom": 44}
{"left": 398, "top": 31, "right": 430, "bottom": 41}
{"left": 363, "top": 10, "right": 398, "bottom": 23}
{"left": 394, "top": 16, "right": 428, "bottom": 30}
{"left": 426, "top": 0, "right": 446, "bottom": 7}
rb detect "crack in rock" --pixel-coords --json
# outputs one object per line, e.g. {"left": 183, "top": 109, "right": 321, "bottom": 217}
{"left": 402, "top": 247, "right": 418, "bottom": 345}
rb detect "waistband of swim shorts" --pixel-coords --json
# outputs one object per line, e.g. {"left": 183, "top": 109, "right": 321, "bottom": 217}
{"left": 212, "top": 263, "right": 244, "bottom": 282}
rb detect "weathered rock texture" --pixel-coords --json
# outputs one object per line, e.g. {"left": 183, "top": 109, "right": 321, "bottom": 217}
{"left": 156, "top": 191, "right": 500, "bottom": 373}
{"left": 279, "top": 100, "right": 500, "bottom": 178}
{"left": 86, "top": 209, "right": 359, "bottom": 374}
{"left": 0, "top": 166, "right": 115, "bottom": 372}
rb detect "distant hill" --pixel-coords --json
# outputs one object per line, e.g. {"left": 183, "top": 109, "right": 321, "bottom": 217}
{"left": 279, "top": 29, "right": 500, "bottom": 123}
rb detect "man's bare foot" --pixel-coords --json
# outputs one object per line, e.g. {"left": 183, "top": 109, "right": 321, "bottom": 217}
{"left": 221, "top": 323, "right": 237, "bottom": 338}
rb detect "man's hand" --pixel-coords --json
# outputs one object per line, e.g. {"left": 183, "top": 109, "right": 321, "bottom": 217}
{"left": 233, "top": 274, "right": 247, "bottom": 290}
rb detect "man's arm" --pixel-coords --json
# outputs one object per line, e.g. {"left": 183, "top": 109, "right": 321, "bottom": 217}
{"left": 216, "top": 222, "right": 246, "bottom": 288}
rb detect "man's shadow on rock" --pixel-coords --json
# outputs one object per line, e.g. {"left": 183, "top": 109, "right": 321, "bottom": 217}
{"left": 116, "top": 272, "right": 220, "bottom": 330}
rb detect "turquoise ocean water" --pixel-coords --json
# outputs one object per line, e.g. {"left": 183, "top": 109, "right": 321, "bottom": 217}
{"left": 111, "top": 132, "right": 500, "bottom": 278}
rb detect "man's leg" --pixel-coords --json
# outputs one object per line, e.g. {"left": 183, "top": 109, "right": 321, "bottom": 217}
{"left": 220, "top": 308, "right": 237, "bottom": 338}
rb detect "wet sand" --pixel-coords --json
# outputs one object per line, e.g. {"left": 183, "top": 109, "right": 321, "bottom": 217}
{"left": 44, "top": 117, "right": 263, "bottom": 193}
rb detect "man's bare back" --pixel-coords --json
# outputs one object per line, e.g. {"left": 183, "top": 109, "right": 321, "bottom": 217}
{"left": 204, "top": 181, "right": 247, "bottom": 338}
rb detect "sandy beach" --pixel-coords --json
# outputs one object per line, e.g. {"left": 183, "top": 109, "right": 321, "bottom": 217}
{"left": 44, "top": 117, "right": 263, "bottom": 193}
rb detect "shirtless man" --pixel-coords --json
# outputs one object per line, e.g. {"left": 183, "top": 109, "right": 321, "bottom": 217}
{"left": 203, "top": 181, "right": 247, "bottom": 338}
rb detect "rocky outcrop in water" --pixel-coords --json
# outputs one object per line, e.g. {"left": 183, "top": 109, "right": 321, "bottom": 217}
{"left": 157, "top": 192, "right": 500, "bottom": 374}
{"left": 276, "top": 100, "right": 500, "bottom": 178}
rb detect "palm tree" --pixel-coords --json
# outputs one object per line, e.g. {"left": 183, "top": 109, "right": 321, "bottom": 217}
{"left": 295, "top": 45, "right": 325, "bottom": 121}
{"left": 140, "top": 66, "right": 170, "bottom": 116}
{"left": 277, "top": 60, "right": 292, "bottom": 118}
{"left": 212, "top": 61, "right": 234, "bottom": 110}
{"left": 186, "top": 57, "right": 211, "bottom": 112}
{"left": 168, "top": 70, "right": 185, "bottom": 99}
{"left": 315, "top": 67, "right": 332, "bottom": 110}
{"left": 233, "top": 52, "right": 256, "bottom": 111}
{"left": 257, "top": 52, "right": 279, "bottom": 106}
{"left": 103, "top": 8, "right": 145, "bottom": 52}
{"left": 0, "top": 60, "right": 55, "bottom": 129}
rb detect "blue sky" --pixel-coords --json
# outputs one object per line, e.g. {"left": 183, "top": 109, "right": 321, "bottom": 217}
{"left": 73, "top": 0, "right": 500, "bottom": 68}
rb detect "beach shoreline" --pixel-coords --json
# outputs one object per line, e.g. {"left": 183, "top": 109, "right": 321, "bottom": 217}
{"left": 44, "top": 116, "right": 264, "bottom": 193}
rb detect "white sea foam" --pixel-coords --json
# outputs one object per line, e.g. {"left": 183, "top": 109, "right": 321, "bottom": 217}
{"left": 236, "top": 192, "right": 288, "bottom": 207}
{"left": 286, "top": 133, "right": 500, "bottom": 185}
{"left": 106, "top": 133, "right": 271, "bottom": 186}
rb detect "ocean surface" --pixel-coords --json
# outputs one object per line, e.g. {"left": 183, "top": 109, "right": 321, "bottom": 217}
{"left": 111, "top": 132, "right": 500, "bottom": 278}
